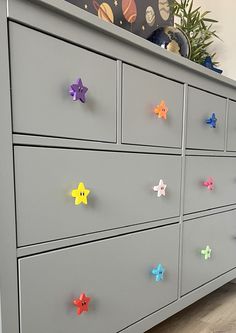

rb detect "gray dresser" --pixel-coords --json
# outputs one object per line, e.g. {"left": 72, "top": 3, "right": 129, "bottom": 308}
{"left": 1, "top": 1, "right": 236, "bottom": 332}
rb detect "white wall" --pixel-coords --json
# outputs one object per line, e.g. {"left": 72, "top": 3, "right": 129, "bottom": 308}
{"left": 191, "top": 0, "right": 236, "bottom": 80}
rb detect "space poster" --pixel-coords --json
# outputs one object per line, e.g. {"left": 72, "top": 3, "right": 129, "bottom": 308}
{"left": 65, "top": 0, "right": 174, "bottom": 39}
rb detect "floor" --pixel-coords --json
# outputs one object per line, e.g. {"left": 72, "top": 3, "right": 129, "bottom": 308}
{"left": 146, "top": 283, "right": 236, "bottom": 333}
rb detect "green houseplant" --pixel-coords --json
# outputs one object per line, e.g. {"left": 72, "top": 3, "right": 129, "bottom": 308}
{"left": 171, "top": 0, "right": 220, "bottom": 65}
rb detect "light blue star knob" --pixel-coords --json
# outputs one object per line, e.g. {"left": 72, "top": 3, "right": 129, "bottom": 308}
{"left": 152, "top": 264, "right": 165, "bottom": 282}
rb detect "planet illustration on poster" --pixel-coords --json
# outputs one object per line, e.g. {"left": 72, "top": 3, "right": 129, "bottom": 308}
{"left": 145, "top": 6, "right": 155, "bottom": 27}
{"left": 93, "top": 1, "right": 114, "bottom": 23}
{"left": 65, "top": 0, "right": 175, "bottom": 39}
{"left": 158, "top": 0, "right": 170, "bottom": 21}
{"left": 122, "top": 0, "right": 137, "bottom": 24}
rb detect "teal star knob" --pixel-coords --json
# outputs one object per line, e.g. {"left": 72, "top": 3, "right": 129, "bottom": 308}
{"left": 152, "top": 264, "right": 165, "bottom": 282}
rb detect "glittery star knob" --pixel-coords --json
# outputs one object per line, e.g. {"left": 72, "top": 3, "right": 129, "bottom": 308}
{"left": 154, "top": 100, "right": 168, "bottom": 119}
{"left": 206, "top": 113, "right": 217, "bottom": 128}
{"left": 153, "top": 179, "right": 167, "bottom": 197}
{"left": 73, "top": 293, "right": 91, "bottom": 316}
{"left": 203, "top": 177, "right": 214, "bottom": 191}
{"left": 152, "top": 264, "right": 165, "bottom": 282}
{"left": 201, "top": 245, "right": 212, "bottom": 260}
{"left": 69, "top": 78, "right": 88, "bottom": 103}
{"left": 72, "top": 182, "right": 90, "bottom": 205}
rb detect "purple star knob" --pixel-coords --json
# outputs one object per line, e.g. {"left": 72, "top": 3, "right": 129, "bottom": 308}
{"left": 69, "top": 78, "right": 88, "bottom": 103}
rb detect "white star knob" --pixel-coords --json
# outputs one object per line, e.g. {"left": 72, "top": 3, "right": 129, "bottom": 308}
{"left": 153, "top": 179, "right": 167, "bottom": 197}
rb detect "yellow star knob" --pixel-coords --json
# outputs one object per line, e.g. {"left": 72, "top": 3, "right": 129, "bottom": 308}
{"left": 72, "top": 182, "right": 90, "bottom": 205}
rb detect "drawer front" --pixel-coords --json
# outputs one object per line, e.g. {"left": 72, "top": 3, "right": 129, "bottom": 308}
{"left": 181, "top": 210, "right": 236, "bottom": 295}
{"left": 15, "top": 147, "right": 181, "bottom": 246}
{"left": 122, "top": 64, "right": 184, "bottom": 148}
{"left": 184, "top": 156, "right": 236, "bottom": 214}
{"left": 19, "top": 225, "right": 179, "bottom": 333}
{"left": 227, "top": 100, "right": 236, "bottom": 151}
{"left": 10, "top": 23, "right": 116, "bottom": 142}
{"left": 186, "top": 87, "right": 226, "bottom": 150}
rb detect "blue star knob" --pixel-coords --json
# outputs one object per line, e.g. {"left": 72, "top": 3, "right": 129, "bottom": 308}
{"left": 152, "top": 264, "right": 165, "bottom": 282}
{"left": 206, "top": 113, "right": 217, "bottom": 128}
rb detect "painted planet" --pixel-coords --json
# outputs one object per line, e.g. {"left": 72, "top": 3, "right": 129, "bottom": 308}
{"left": 122, "top": 0, "right": 137, "bottom": 24}
{"left": 93, "top": 1, "right": 114, "bottom": 23}
{"left": 145, "top": 6, "right": 155, "bottom": 27}
{"left": 158, "top": 0, "right": 170, "bottom": 21}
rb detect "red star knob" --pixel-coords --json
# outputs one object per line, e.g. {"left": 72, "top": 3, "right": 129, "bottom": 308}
{"left": 73, "top": 293, "right": 91, "bottom": 316}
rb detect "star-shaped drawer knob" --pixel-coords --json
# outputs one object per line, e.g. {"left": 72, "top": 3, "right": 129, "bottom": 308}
{"left": 71, "top": 182, "right": 90, "bottom": 205}
{"left": 153, "top": 179, "right": 167, "bottom": 197}
{"left": 152, "top": 264, "right": 165, "bottom": 282}
{"left": 73, "top": 293, "right": 91, "bottom": 316}
{"left": 201, "top": 245, "right": 212, "bottom": 260}
{"left": 69, "top": 78, "right": 88, "bottom": 103}
{"left": 206, "top": 113, "right": 217, "bottom": 128}
{"left": 154, "top": 100, "right": 168, "bottom": 120}
{"left": 203, "top": 177, "right": 214, "bottom": 191}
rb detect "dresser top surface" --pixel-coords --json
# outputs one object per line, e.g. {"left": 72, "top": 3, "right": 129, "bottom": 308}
{"left": 25, "top": 0, "right": 236, "bottom": 90}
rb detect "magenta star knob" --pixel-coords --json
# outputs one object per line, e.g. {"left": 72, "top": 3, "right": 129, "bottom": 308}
{"left": 69, "top": 78, "right": 88, "bottom": 103}
{"left": 203, "top": 177, "right": 214, "bottom": 191}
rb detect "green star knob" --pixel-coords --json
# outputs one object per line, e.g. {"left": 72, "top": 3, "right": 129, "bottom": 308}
{"left": 201, "top": 245, "right": 212, "bottom": 260}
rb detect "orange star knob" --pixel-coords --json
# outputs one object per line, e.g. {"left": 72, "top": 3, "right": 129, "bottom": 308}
{"left": 154, "top": 100, "right": 168, "bottom": 120}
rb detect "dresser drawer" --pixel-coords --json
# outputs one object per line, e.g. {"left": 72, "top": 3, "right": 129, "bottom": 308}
{"left": 227, "top": 100, "right": 236, "bottom": 151}
{"left": 122, "top": 64, "right": 184, "bottom": 148}
{"left": 15, "top": 146, "right": 181, "bottom": 246}
{"left": 19, "top": 224, "right": 179, "bottom": 333}
{"left": 181, "top": 210, "right": 236, "bottom": 295}
{"left": 186, "top": 87, "right": 226, "bottom": 151}
{"left": 9, "top": 22, "right": 116, "bottom": 142}
{"left": 184, "top": 156, "right": 236, "bottom": 214}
